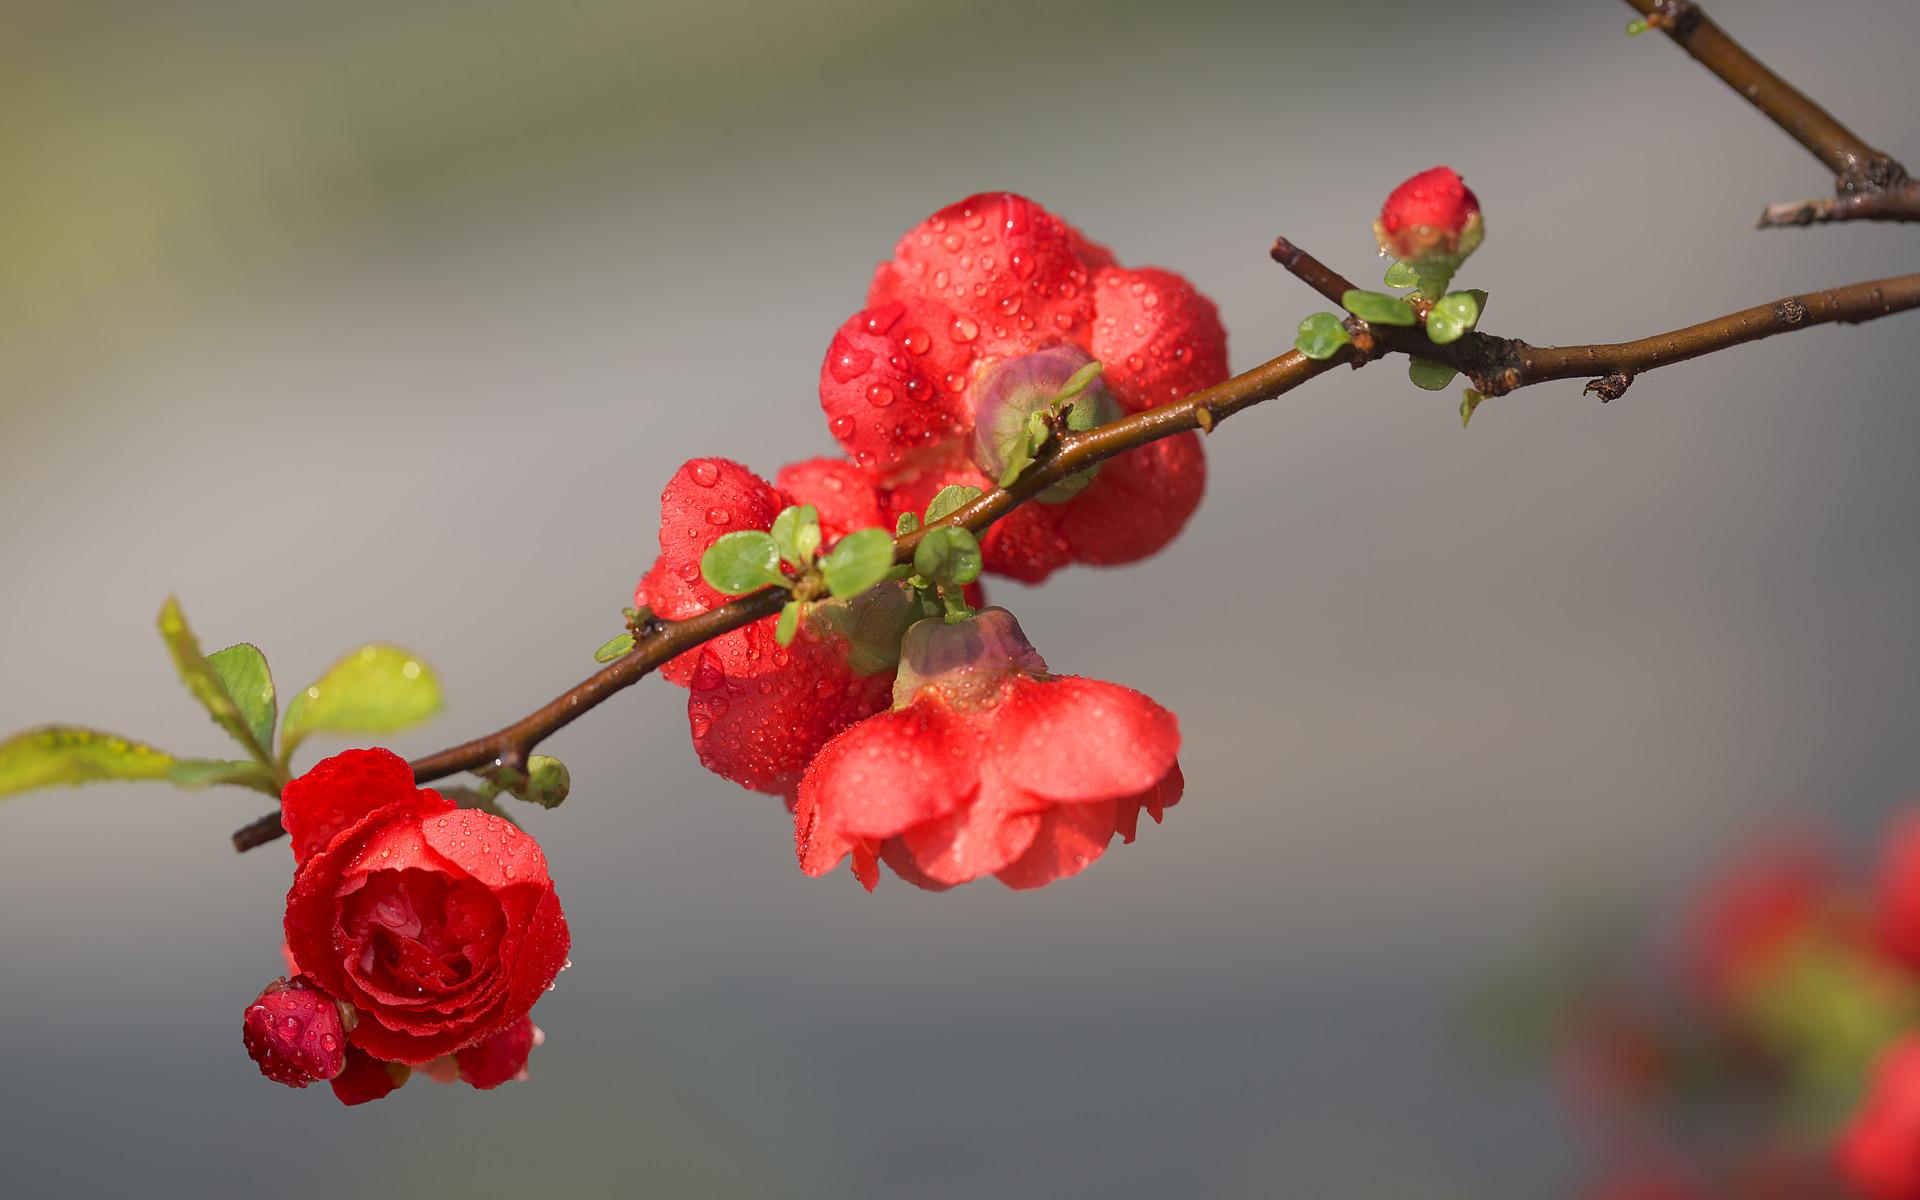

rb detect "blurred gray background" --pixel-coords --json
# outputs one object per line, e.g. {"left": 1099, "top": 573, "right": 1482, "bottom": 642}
{"left": 3, "top": 0, "right": 1917, "bottom": 1195}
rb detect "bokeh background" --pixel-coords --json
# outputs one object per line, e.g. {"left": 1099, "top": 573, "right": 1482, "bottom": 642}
{"left": 4, "top": 0, "right": 1918, "bottom": 1194}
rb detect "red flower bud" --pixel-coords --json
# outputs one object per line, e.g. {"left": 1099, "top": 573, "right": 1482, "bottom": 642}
{"left": 242, "top": 975, "right": 347, "bottom": 1088}
{"left": 1873, "top": 807, "right": 1920, "bottom": 972}
{"left": 454, "top": 1015, "right": 541, "bottom": 1090}
{"left": 330, "top": 1045, "right": 410, "bottom": 1106}
{"left": 794, "top": 607, "right": 1183, "bottom": 891}
{"left": 1374, "top": 166, "right": 1482, "bottom": 261}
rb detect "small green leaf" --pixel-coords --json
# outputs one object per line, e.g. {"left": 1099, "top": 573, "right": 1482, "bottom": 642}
{"left": 770, "top": 504, "right": 821, "bottom": 567}
{"left": 1461, "top": 389, "right": 1488, "bottom": 427}
{"left": 1341, "top": 289, "right": 1418, "bottom": 326}
{"left": 167, "top": 758, "right": 281, "bottom": 795}
{"left": 1626, "top": 17, "right": 1648, "bottom": 35}
{"left": 894, "top": 512, "right": 921, "bottom": 536}
{"left": 206, "top": 644, "right": 276, "bottom": 754}
{"left": 1408, "top": 357, "right": 1459, "bottom": 391}
{"left": 157, "top": 598, "right": 271, "bottom": 759}
{"left": 913, "top": 526, "right": 983, "bottom": 586}
{"left": 1425, "top": 291, "right": 1482, "bottom": 345}
{"left": 923, "top": 485, "right": 983, "bottom": 526}
{"left": 1383, "top": 260, "right": 1421, "bottom": 290}
{"left": 821, "top": 527, "right": 895, "bottom": 599}
{"left": 594, "top": 632, "right": 636, "bottom": 663}
{"left": 700, "top": 530, "right": 786, "bottom": 596}
{"left": 280, "top": 645, "right": 444, "bottom": 761}
{"left": 1053, "top": 359, "right": 1105, "bottom": 404}
{"left": 1295, "top": 311, "right": 1352, "bottom": 360}
{"left": 775, "top": 600, "right": 802, "bottom": 647}
{"left": 0, "top": 726, "right": 178, "bottom": 798}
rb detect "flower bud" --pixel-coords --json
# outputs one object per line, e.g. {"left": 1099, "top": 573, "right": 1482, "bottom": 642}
{"left": 1373, "top": 166, "right": 1482, "bottom": 297}
{"left": 242, "top": 975, "right": 348, "bottom": 1088}
{"left": 455, "top": 1016, "right": 542, "bottom": 1090}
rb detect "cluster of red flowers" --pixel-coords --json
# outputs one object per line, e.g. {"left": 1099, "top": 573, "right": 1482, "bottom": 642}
{"left": 242, "top": 749, "right": 569, "bottom": 1103}
{"left": 634, "top": 192, "right": 1224, "bottom": 891}
{"left": 1545, "top": 811, "right": 1920, "bottom": 1199}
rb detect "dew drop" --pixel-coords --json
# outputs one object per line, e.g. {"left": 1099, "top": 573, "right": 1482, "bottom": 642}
{"left": 830, "top": 414, "right": 856, "bottom": 440}
{"left": 901, "top": 327, "right": 931, "bottom": 356}
{"left": 949, "top": 315, "right": 979, "bottom": 343}
{"left": 828, "top": 347, "right": 874, "bottom": 384}
{"left": 866, "top": 383, "right": 895, "bottom": 408}
{"left": 705, "top": 507, "right": 731, "bottom": 526}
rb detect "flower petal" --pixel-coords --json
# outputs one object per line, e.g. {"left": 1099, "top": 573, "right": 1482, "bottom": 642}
{"left": 996, "top": 676, "right": 1180, "bottom": 803}
{"left": 995, "top": 799, "right": 1121, "bottom": 890}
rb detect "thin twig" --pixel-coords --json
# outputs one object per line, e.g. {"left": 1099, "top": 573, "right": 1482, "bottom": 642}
{"left": 1620, "top": 0, "right": 1918, "bottom": 225}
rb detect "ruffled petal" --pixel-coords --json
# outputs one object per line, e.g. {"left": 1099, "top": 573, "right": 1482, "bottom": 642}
{"left": 281, "top": 748, "right": 430, "bottom": 867}
{"left": 996, "top": 676, "right": 1180, "bottom": 803}
{"left": 995, "top": 799, "right": 1121, "bottom": 890}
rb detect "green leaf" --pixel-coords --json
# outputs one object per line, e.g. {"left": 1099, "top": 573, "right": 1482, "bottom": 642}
{"left": 894, "top": 512, "right": 921, "bottom": 536}
{"left": 821, "top": 527, "right": 895, "bottom": 599}
{"left": 700, "top": 530, "right": 786, "bottom": 596}
{"left": 593, "top": 632, "right": 636, "bottom": 663}
{"left": 770, "top": 504, "right": 821, "bottom": 568}
{"left": 923, "top": 485, "right": 984, "bottom": 526}
{"left": 1383, "top": 260, "right": 1421, "bottom": 290}
{"left": 1425, "top": 291, "right": 1482, "bottom": 345}
{"left": 157, "top": 598, "right": 272, "bottom": 759}
{"left": 913, "top": 526, "right": 983, "bottom": 586}
{"left": 1625, "top": 17, "right": 1648, "bottom": 35}
{"left": 206, "top": 643, "right": 276, "bottom": 754}
{"left": 167, "top": 758, "right": 281, "bottom": 795}
{"left": 1295, "top": 312, "right": 1352, "bottom": 360}
{"left": 1341, "top": 289, "right": 1418, "bottom": 326}
{"left": 0, "top": 726, "right": 179, "bottom": 798}
{"left": 280, "top": 645, "right": 444, "bottom": 760}
{"left": 775, "top": 600, "right": 802, "bottom": 647}
{"left": 1460, "top": 389, "right": 1488, "bottom": 427}
{"left": 485, "top": 755, "right": 571, "bottom": 809}
{"left": 1408, "top": 358, "right": 1459, "bottom": 391}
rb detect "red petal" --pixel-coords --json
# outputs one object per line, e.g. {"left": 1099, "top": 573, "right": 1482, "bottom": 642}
{"left": 820, "top": 300, "right": 978, "bottom": 475}
{"left": 330, "top": 1046, "right": 409, "bottom": 1105}
{"left": 997, "top": 676, "right": 1181, "bottom": 802}
{"left": 281, "top": 748, "right": 429, "bottom": 867}
{"left": 1056, "top": 431, "right": 1205, "bottom": 567}
{"left": 795, "top": 702, "right": 981, "bottom": 844}
{"left": 995, "top": 799, "right": 1121, "bottom": 890}
{"left": 775, "top": 457, "right": 888, "bottom": 546}
{"left": 893, "top": 766, "right": 1045, "bottom": 887}
{"left": 1116, "top": 761, "right": 1184, "bottom": 844}
{"left": 1088, "top": 266, "right": 1230, "bottom": 413}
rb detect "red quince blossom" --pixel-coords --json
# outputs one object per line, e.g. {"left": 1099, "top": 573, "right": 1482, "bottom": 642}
{"left": 820, "top": 192, "right": 1225, "bottom": 582}
{"left": 331, "top": 1045, "right": 410, "bottom": 1106}
{"left": 242, "top": 975, "right": 347, "bottom": 1087}
{"left": 1839, "top": 1035, "right": 1920, "bottom": 1199}
{"left": 634, "top": 456, "right": 896, "bottom": 795}
{"left": 1374, "top": 165, "right": 1482, "bottom": 261}
{"left": 794, "top": 607, "right": 1182, "bottom": 891}
{"left": 280, "top": 748, "right": 570, "bottom": 1066}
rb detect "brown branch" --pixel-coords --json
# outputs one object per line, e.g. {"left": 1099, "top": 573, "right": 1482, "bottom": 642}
{"left": 1621, "top": 0, "right": 1917, "bottom": 225}
{"left": 229, "top": 236, "right": 1920, "bottom": 850}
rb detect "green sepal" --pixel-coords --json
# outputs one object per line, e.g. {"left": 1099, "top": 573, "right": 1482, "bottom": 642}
{"left": 700, "top": 530, "right": 787, "bottom": 596}
{"left": 484, "top": 755, "right": 571, "bottom": 809}
{"left": 811, "top": 581, "right": 920, "bottom": 675}
{"left": 1341, "top": 289, "right": 1418, "bottom": 326}
{"left": 1295, "top": 311, "right": 1352, "bottom": 360}
{"left": 1383, "top": 260, "right": 1421, "bottom": 291}
{"left": 820, "top": 527, "right": 895, "bottom": 599}
{"left": 1053, "top": 360, "right": 1105, "bottom": 405}
{"left": 1408, "top": 357, "right": 1459, "bottom": 391}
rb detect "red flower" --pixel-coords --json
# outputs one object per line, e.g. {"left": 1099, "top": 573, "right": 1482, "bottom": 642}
{"left": 242, "top": 975, "right": 347, "bottom": 1088}
{"left": 634, "top": 457, "right": 896, "bottom": 795}
{"left": 454, "top": 1014, "right": 540, "bottom": 1090}
{"left": 281, "top": 749, "right": 570, "bottom": 1065}
{"left": 331, "top": 1045, "right": 409, "bottom": 1106}
{"left": 1839, "top": 1035, "right": 1920, "bottom": 1199}
{"left": 822, "top": 192, "right": 1225, "bottom": 582}
{"left": 1374, "top": 166, "right": 1482, "bottom": 261}
{"left": 794, "top": 607, "right": 1182, "bottom": 891}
